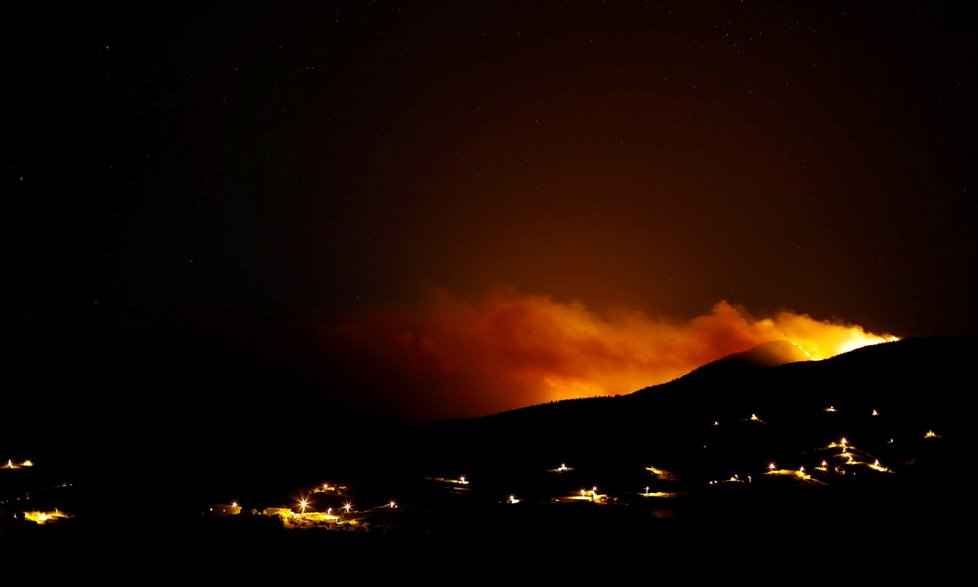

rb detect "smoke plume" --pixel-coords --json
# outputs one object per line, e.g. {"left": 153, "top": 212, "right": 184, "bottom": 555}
{"left": 331, "top": 288, "right": 897, "bottom": 420}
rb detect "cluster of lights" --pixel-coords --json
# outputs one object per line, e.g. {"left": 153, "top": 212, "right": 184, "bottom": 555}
{"left": 200, "top": 401, "right": 940, "bottom": 531}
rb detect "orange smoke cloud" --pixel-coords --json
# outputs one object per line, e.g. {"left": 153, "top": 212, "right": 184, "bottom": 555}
{"left": 332, "top": 288, "right": 897, "bottom": 420}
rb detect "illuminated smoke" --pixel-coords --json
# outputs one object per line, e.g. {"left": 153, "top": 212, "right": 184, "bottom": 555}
{"left": 333, "top": 288, "right": 897, "bottom": 419}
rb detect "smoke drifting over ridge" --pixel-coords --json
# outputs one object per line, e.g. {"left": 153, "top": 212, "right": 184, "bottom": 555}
{"left": 333, "top": 288, "right": 897, "bottom": 420}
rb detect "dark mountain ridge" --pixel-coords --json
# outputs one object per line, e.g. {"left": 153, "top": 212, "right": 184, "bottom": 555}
{"left": 418, "top": 336, "right": 973, "bottom": 475}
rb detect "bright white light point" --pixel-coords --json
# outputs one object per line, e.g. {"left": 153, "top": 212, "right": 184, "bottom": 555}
{"left": 872, "top": 409, "right": 879, "bottom": 416}
{"left": 821, "top": 460, "right": 828, "bottom": 467}
{"left": 840, "top": 437, "right": 847, "bottom": 446}
{"left": 389, "top": 501, "right": 397, "bottom": 509}
{"left": 768, "top": 462, "right": 776, "bottom": 470}
{"left": 799, "top": 466, "right": 805, "bottom": 473}
{"left": 343, "top": 502, "right": 352, "bottom": 513}
{"left": 231, "top": 501, "right": 238, "bottom": 508}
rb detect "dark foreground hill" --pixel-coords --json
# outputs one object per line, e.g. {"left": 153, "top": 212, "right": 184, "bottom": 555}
{"left": 3, "top": 335, "right": 973, "bottom": 573}
{"left": 418, "top": 336, "right": 973, "bottom": 470}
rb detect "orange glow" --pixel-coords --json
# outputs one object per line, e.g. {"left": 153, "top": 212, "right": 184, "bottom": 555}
{"left": 334, "top": 289, "right": 900, "bottom": 418}
{"left": 2, "top": 459, "right": 33, "bottom": 469}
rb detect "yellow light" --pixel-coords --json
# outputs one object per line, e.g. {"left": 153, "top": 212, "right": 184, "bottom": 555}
{"left": 924, "top": 430, "right": 940, "bottom": 439}
{"left": 23, "top": 510, "right": 72, "bottom": 525}
{"left": 750, "top": 414, "right": 760, "bottom": 421}
{"left": 825, "top": 406, "right": 837, "bottom": 413}
{"left": 508, "top": 495, "right": 520, "bottom": 504}
{"left": 644, "top": 466, "right": 677, "bottom": 480}
{"left": 840, "top": 437, "right": 847, "bottom": 446}
{"left": 869, "top": 459, "right": 892, "bottom": 473}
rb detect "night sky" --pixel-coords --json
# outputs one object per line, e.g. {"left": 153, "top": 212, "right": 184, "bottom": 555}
{"left": 6, "top": 2, "right": 978, "bottom": 418}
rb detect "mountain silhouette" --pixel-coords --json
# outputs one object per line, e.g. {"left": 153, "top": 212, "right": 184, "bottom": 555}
{"left": 418, "top": 336, "right": 972, "bottom": 474}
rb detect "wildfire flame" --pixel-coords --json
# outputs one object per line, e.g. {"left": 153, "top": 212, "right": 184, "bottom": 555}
{"left": 334, "top": 288, "right": 899, "bottom": 418}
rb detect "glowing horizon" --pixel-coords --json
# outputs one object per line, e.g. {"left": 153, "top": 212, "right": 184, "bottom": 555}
{"left": 333, "top": 288, "right": 900, "bottom": 418}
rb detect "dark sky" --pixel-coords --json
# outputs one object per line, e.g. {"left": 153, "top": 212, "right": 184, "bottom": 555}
{"left": 5, "top": 2, "right": 978, "bottom": 417}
